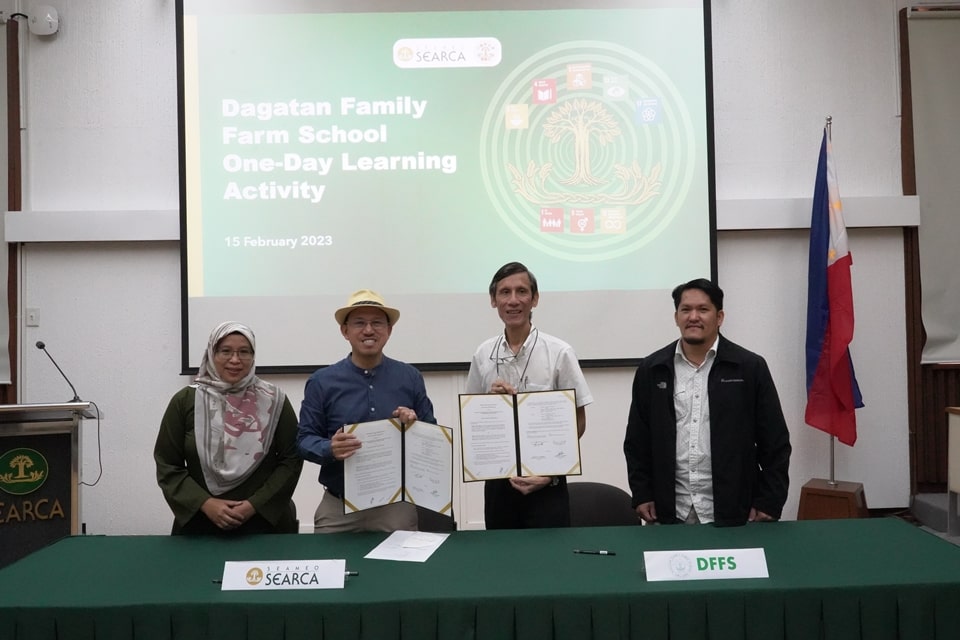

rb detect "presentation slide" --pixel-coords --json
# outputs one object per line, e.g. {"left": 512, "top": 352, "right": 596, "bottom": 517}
{"left": 178, "top": 0, "right": 715, "bottom": 370}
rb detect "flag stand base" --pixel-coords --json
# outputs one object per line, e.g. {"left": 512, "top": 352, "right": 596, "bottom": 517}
{"left": 797, "top": 478, "right": 869, "bottom": 520}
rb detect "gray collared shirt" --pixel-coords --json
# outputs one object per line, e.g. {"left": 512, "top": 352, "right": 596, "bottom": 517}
{"left": 673, "top": 337, "right": 719, "bottom": 523}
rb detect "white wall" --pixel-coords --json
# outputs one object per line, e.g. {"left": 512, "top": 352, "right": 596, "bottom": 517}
{"left": 11, "top": 0, "right": 910, "bottom": 534}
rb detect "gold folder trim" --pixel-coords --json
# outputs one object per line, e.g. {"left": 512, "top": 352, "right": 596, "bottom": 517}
{"left": 564, "top": 462, "right": 581, "bottom": 475}
{"left": 439, "top": 425, "right": 453, "bottom": 444}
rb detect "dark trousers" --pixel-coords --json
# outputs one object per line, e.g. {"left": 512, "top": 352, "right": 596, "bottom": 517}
{"left": 484, "top": 477, "right": 570, "bottom": 529}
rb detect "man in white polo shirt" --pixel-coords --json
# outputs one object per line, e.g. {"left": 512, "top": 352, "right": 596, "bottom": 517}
{"left": 465, "top": 261, "right": 593, "bottom": 529}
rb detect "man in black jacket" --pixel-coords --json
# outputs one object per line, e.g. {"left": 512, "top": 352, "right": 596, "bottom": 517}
{"left": 623, "top": 278, "right": 791, "bottom": 526}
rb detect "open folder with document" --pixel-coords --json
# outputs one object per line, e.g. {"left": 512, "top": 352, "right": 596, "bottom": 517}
{"left": 342, "top": 419, "right": 453, "bottom": 516}
{"left": 459, "top": 389, "right": 582, "bottom": 481}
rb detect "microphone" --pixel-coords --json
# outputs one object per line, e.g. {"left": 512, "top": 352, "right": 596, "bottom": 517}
{"left": 35, "top": 340, "right": 82, "bottom": 402}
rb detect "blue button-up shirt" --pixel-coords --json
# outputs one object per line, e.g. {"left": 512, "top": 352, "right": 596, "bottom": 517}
{"left": 296, "top": 354, "right": 436, "bottom": 497}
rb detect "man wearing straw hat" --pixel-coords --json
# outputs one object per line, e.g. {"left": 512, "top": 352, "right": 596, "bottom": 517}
{"left": 297, "top": 289, "right": 437, "bottom": 533}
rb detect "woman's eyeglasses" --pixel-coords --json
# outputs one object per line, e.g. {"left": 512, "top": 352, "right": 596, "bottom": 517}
{"left": 214, "top": 348, "right": 254, "bottom": 362}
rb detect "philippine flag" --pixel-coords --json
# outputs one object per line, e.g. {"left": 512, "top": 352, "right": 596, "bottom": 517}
{"left": 804, "top": 127, "right": 864, "bottom": 446}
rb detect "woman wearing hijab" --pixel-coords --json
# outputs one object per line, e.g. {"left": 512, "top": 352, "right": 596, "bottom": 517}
{"left": 154, "top": 321, "right": 302, "bottom": 534}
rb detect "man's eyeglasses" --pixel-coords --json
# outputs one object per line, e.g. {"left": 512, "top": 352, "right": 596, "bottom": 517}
{"left": 214, "top": 348, "right": 254, "bottom": 362}
{"left": 347, "top": 319, "right": 389, "bottom": 331}
{"left": 488, "top": 329, "right": 539, "bottom": 389}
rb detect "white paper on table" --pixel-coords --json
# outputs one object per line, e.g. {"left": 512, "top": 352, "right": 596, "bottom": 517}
{"left": 364, "top": 530, "right": 450, "bottom": 562}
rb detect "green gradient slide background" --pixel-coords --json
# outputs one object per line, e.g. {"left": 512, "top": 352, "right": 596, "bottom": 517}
{"left": 187, "top": 9, "right": 709, "bottom": 297}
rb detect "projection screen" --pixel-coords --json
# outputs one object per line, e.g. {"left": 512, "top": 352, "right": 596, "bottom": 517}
{"left": 177, "top": 0, "right": 716, "bottom": 371}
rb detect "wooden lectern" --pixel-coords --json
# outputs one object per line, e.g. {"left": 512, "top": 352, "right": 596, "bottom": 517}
{"left": 0, "top": 402, "right": 90, "bottom": 568}
{"left": 797, "top": 478, "right": 869, "bottom": 520}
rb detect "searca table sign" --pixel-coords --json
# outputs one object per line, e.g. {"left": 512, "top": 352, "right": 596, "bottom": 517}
{"left": 219, "top": 559, "right": 347, "bottom": 590}
{"left": 643, "top": 548, "right": 769, "bottom": 581}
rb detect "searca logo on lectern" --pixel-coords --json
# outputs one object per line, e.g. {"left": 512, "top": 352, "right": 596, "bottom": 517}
{"left": 0, "top": 448, "right": 48, "bottom": 495}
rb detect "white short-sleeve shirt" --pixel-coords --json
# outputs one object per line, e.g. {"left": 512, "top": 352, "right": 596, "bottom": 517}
{"left": 465, "top": 326, "right": 593, "bottom": 408}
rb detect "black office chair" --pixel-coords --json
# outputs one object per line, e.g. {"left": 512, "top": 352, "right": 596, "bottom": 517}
{"left": 416, "top": 505, "right": 457, "bottom": 532}
{"left": 567, "top": 482, "right": 639, "bottom": 527}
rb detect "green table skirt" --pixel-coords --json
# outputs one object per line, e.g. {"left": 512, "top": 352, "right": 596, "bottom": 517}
{"left": 2, "top": 518, "right": 959, "bottom": 640}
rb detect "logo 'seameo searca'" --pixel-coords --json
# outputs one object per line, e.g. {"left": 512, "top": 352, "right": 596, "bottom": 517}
{"left": 394, "top": 37, "right": 502, "bottom": 69}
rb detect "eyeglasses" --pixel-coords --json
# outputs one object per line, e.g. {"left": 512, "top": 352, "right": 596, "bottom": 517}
{"left": 347, "top": 319, "right": 389, "bottom": 331}
{"left": 489, "top": 329, "right": 539, "bottom": 390}
{"left": 214, "top": 348, "right": 254, "bottom": 362}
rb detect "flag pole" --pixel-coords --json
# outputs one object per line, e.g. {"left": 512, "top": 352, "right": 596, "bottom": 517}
{"left": 798, "top": 115, "right": 868, "bottom": 517}
{"left": 826, "top": 114, "right": 838, "bottom": 488}
{"left": 824, "top": 115, "right": 837, "bottom": 487}
{"left": 830, "top": 437, "right": 837, "bottom": 486}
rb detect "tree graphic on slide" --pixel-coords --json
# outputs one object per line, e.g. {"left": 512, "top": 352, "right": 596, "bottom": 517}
{"left": 542, "top": 98, "right": 621, "bottom": 186}
{"left": 505, "top": 97, "right": 661, "bottom": 207}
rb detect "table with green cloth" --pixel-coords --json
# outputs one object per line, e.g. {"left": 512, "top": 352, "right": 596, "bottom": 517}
{"left": 2, "top": 518, "right": 960, "bottom": 640}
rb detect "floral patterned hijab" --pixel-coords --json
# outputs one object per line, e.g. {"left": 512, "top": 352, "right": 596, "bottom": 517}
{"left": 193, "top": 321, "right": 285, "bottom": 495}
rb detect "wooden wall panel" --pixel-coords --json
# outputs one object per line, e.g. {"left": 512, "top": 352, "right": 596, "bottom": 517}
{"left": 916, "top": 364, "right": 960, "bottom": 492}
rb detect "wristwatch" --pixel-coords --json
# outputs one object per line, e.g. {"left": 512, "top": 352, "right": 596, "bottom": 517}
{"left": 549, "top": 476, "right": 560, "bottom": 487}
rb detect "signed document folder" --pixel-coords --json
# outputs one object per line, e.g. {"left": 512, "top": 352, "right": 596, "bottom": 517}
{"left": 458, "top": 389, "right": 582, "bottom": 481}
{"left": 342, "top": 419, "right": 453, "bottom": 516}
